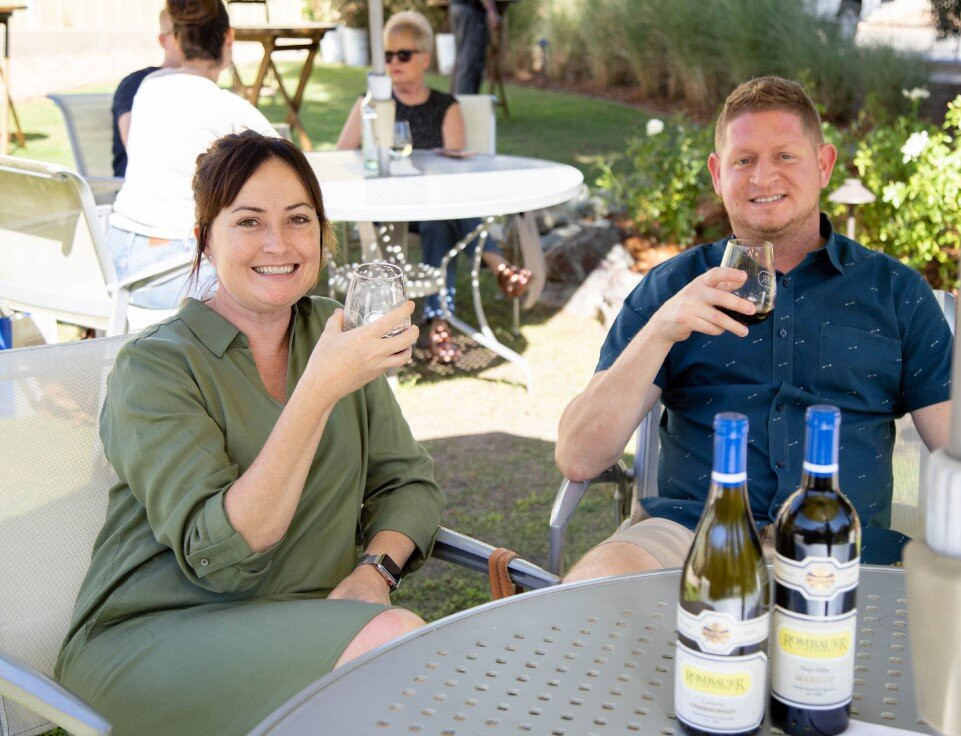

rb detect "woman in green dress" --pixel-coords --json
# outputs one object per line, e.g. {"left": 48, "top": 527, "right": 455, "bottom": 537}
{"left": 55, "top": 129, "right": 445, "bottom": 735}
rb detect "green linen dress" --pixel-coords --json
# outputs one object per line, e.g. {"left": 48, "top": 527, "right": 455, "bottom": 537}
{"left": 55, "top": 296, "right": 445, "bottom": 735}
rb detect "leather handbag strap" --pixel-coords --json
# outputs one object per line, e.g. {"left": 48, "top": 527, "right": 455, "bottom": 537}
{"left": 488, "top": 547, "right": 521, "bottom": 599}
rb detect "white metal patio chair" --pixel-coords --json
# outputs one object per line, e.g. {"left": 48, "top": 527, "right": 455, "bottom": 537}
{"left": 0, "top": 155, "right": 195, "bottom": 338}
{"left": 47, "top": 93, "right": 124, "bottom": 207}
{"left": 548, "top": 290, "right": 957, "bottom": 575}
{"left": 0, "top": 336, "right": 555, "bottom": 736}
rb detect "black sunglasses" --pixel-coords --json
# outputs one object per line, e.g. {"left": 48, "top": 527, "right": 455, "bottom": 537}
{"left": 385, "top": 49, "right": 419, "bottom": 63}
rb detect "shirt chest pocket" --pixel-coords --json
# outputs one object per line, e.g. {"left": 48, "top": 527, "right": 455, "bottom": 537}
{"left": 818, "top": 324, "right": 902, "bottom": 409}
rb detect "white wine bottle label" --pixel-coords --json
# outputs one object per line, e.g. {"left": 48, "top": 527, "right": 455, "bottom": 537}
{"left": 676, "top": 606, "right": 769, "bottom": 655}
{"left": 773, "top": 552, "right": 859, "bottom": 600}
{"left": 675, "top": 641, "right": 767, "bottom": 733}
{"left": 771, "top": 606, "right": 857, "bottom": 709}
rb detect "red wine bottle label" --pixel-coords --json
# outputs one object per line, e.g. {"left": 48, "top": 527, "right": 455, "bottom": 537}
{"left": 675, "top": 642, "right": 767, "bottom": 733}
{"left": 676, "top": 606, "right": 769, "bottom": 655}
{"left": 773, "top": 552, "right": 859, "bottom": 600}
{"left": 771, "top": 606, "right": 857, "bottom": 708}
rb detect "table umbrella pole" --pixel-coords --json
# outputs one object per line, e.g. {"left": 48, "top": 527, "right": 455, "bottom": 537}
{"left": 369, "top": 0, "right": 385, "bottom": 75}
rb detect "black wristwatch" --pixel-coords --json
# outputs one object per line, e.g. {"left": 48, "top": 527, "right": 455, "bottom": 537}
{"left": 357, "top": 553, "right": 403, "bottom": 591}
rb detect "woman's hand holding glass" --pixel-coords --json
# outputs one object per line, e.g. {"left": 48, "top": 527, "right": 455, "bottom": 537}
{"left": 304, "top": 302, "right": 417, "bottom": 400}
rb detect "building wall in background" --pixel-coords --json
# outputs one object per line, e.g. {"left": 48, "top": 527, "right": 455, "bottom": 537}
{"left": 11, "top": 0, "right": 308, "bottom": 32}
{"left": 6, "top": 0, "right": 312, "bottom": 57}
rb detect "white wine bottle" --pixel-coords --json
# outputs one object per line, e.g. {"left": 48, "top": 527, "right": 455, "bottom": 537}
{"left": 675, "top": 412, "right": 770, "bottom": 736}
{"left": 771, "top": 404, "right": 861, "bottom": 735}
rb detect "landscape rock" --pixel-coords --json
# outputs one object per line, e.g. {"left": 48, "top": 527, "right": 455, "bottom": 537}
{"left": 540, "top": 244, "right": 643, "bottom": 326}
{"left": 544, "top": 222, "right": 620, "bottom": 283}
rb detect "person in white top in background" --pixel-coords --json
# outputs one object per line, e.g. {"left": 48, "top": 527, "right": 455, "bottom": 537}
{"left": 107, "top": 0, "right": 277, "bottom": 282}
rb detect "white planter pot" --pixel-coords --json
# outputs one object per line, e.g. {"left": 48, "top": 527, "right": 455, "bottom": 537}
{"left": 436, "top": 32, "right": 456, "bottom": 75}
{"left": 320, "top": 26, "right": 343, "bottom": 64}
{"left": 341, "top": 25, "right": 370, "bottom": 67}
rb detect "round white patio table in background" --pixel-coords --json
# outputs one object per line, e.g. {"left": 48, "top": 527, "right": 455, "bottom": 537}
{"left": 305, "top": 150, "right": 584, "bottom": 390}
{"left": 251, "top": 566, "right": 928, "bottom": 735}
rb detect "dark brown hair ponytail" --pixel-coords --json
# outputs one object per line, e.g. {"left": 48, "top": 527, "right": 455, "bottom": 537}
{"left": 166, "top": 0, "right": 230, "bottom": 62}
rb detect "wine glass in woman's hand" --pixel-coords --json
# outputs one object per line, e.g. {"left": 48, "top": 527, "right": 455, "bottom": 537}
{"left": 343, "top": 262, "right": 411, "bottom": 337}
{"left": 719, "top": 239, "right": 776, "bottom": 327}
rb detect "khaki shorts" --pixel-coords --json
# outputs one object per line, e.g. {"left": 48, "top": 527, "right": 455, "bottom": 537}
{"left": 598, "top": 510, "right": 776, "bottom": 568}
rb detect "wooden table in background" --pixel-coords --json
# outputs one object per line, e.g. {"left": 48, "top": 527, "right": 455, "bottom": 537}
{"left": 0, "top": 4, "right": 25, "bottom": 155}
{"left": 231, "top": 23, "right": 335, "bottom": 151}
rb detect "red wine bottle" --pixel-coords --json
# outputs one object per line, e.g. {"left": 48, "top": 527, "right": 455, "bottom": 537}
{"left": 770, "top": 405, "right": 861, "bottom": 735}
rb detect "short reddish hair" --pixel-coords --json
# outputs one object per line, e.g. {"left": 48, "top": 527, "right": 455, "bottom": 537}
{"left": 715, "top": 76, "right": 824, "bottom": 151}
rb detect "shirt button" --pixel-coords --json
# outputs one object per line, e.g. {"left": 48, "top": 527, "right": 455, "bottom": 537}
{"left": 776, "top": 460, "right": 785, "bottom": 469}
{"left": 782, "top": 277, "right": 791, "bottom": 287}
{"left": 779, "top": 328, "right": 788, "bottom": 338}
{"left": 200, "top": 558, "right": 209, "bottom": 566}
{"left": 775, "top": 403, "right": 783, "bottom": 412}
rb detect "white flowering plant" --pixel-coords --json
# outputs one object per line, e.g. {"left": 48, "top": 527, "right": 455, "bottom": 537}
{"left": 845, "top": 96, "right": 961, "bottom": 288}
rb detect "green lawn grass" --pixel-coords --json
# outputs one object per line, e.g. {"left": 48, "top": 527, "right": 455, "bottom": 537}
{"left": 11, "top": 62, "right": 647, "bottom": 177}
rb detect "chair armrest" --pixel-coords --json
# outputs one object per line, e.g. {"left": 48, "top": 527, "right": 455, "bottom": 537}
{"left": 432, "top": 527, "right": 558, "bottom": 590}
{"left": 0, "top": 651, "right": 111, "bottom": 736}
{"left": 548, "top": 461, "right": 630, "bottom": 577}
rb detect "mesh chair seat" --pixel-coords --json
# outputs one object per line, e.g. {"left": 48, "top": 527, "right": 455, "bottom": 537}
{"left": 328, "top": 260, "right": 445, "bottom": 300}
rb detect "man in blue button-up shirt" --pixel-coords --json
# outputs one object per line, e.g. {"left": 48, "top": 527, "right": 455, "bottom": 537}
{"left": 558, "top": 76, "right": 952, "bottom": 573}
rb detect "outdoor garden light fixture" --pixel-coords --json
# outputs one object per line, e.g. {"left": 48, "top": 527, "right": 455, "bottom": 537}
{"left": 828, "top": 177, "right": 876, "bottom": 239}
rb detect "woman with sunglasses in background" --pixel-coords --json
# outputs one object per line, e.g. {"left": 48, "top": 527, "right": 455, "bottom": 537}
{"left": 337, "top": 11, "right": 531, "bottom": 365}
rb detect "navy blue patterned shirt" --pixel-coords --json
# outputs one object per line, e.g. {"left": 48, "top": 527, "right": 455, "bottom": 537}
{"left": 597, "top": 214, "right": 951, "bottom": 560}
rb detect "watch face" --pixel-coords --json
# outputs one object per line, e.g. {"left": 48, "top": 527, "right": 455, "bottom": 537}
{"left": 358, "top": 554, "right": 401, "bottom": 589}
{"left": 379, "top": 553, "right": 402, "bottom": 580}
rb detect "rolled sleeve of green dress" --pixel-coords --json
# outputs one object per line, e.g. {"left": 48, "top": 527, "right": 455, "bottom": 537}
{"left": 103, "top": 342, "right": 282, "bottom": 592}
{"left": 360, "top": 374, "right": 445, "bottom": 572}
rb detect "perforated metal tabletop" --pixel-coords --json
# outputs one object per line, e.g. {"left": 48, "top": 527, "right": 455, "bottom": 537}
{"left": 251, "top": 566, "right": 928, "bottom": 735}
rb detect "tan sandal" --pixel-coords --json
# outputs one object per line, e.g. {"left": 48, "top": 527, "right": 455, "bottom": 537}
{"left": 495, "top": 263, "right": 532, "bottom": 299}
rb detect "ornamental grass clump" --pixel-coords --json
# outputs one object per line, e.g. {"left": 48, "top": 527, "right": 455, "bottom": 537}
{"left": 509, "top": 0, "right": 927, "bottom": 122}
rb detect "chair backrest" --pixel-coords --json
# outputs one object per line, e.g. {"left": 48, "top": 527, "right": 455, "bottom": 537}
{"left": 46, "top": 94, "right": 115, "bottom": 180}
{"left": 0, "top": 336, "right": 129, "bottom": 736}
{"left": 454, "top": 94, "right": 496, "bottom": 155}
{"left": 632, "top": 289, "right": 956, "bottom": 541}
{"left": 0, "top": 156, "right": 117, "bottom": 332}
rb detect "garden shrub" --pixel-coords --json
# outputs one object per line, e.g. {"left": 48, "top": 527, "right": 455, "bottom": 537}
{"left": 847, "top": 94, "right": 961, "bottom": 289}
{"left": 596, "top": 116, "right": 722, "bottom": 247}
{"left": 600, "top": 93, "right": 961, "bottom": 289}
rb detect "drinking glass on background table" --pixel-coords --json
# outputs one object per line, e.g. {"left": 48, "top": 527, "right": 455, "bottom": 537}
{"left": 343, "top": 262, "right": 410, "bottom": 337}
{"left": 389, "top": 120, "right": 413, "bottom": 161}
{"left": 719, "top": 238, "right": 776, "bottom": 326}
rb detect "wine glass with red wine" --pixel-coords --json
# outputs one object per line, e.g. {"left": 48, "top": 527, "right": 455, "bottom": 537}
{"left": 719, "top": 238, "right": 776, "bottom": 326}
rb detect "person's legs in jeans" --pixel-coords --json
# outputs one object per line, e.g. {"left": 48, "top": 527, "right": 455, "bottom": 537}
{"left": 417, "top": 217, "right": 530, "bottom": 362}
{"left": 104, "top": 225, "right": 201, "bottom": 311}
{"left": 450, "top": 3, "right": 489, "bottom": 95}
{"left": 418, "top": 218, "right": 465, "bottom": 363}
{"left": 105, "top": 225, "right": 195, "bottom": 281}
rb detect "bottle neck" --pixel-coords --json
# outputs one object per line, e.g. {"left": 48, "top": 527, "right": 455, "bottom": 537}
{"left": 800, "top": 469, "right": 840, "bottom": 492}
{"left": 707, "top": 479, "right": 752, "bottom": 513}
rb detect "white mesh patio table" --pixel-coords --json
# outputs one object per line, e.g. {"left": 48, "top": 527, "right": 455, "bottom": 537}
{"left": 250, "top": 566, "right": 928, "bottom": 735}
{"left": 304, "top": 151, "right": 583, "bottom": 391}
